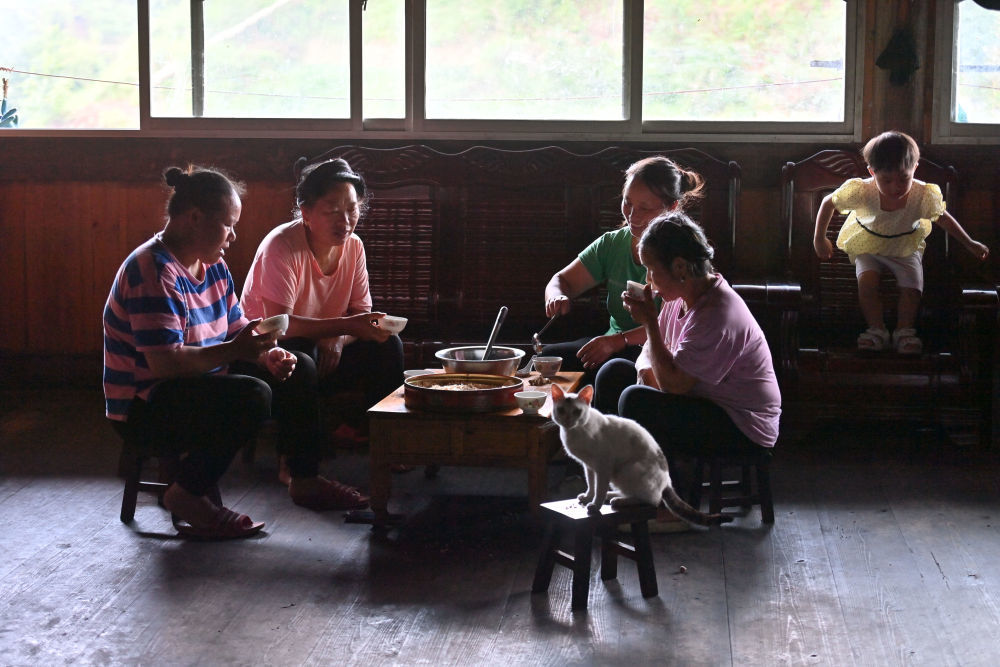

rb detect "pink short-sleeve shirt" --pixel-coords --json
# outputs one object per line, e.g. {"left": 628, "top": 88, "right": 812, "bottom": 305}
{"left": 241, "top": 220, "right": 372, "bottom": 320}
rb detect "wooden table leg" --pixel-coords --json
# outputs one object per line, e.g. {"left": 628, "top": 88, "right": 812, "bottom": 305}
{"left": 368, "top": 420, "right": 393, "bottom": 527}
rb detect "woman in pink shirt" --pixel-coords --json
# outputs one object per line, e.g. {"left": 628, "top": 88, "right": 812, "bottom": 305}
{"left": 594, "top": 211, "right": 781, "bottom": 527}
{"left": 241, "top": 158, "right": 404, "bottom": 450}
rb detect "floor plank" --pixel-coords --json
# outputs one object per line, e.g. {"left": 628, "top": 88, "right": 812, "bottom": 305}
{"left": 4, "top": 390, "right": 1000, "bottom": 665}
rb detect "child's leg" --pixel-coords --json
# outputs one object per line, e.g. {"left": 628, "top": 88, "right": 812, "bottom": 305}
{"left": 888, "top": 253, "right": 924, "bottom": 354}
{"left": 896, "top": 288, "right": 921, "bottom": 330}
{"left": 857, "top": 270, "right": 886, "bottom": 330}
{"left": 888, "top": 253, "right": 924, "bottom": 331}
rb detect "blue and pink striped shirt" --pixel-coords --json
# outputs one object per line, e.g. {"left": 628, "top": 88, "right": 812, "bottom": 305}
{"left": 103, "top": 234, "right": 249, "bottom": 421}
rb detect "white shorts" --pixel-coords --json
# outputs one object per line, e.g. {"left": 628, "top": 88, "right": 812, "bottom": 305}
{"left": 854, "top": 252, "right": 923, "bottom": 292}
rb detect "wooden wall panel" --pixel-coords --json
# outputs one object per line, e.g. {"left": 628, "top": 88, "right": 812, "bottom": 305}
{"left": 0, "top": 182, "right": 28, "bottom": 351}
{"left": 227, "top": 180, "right": 298, "bottom": 293}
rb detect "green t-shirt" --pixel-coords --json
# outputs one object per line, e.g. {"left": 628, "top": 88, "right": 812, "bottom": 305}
{"left": 578, "top": 227, "right": 651, "bottom": 335}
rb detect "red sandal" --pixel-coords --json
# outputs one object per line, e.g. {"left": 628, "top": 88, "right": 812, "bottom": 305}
{"left": 174, "top": 507, "right": 265, "bottom": 541}
{"left": 290, "top": 477, "right": 370, "bottom": 511}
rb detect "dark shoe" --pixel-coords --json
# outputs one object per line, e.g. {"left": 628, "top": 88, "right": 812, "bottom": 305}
{"left": 290, "top": 476, "right": 369, "bottom": 511}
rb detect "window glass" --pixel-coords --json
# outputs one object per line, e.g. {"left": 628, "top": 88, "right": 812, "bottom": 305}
{"left": 954, "top": 1, "right": 1000, "bottom": 124}
{"left": 0, "top": 0, "right": 138, "bottom": 129}
{"left": 643, "top": 1, "right": 847, "bottom": 122}
{"left": 149, "top": 0, "right": 351, "bottom": 118}
{"left": 425, "top": 0, "right": 623, "bottom": 120}
{"left": 363, "top": 0, "right": 405, "bottom": 118}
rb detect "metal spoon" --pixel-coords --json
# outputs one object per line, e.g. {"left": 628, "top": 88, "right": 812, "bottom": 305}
{"left": 482, "top": 306, "right": 508, "bottom": 361}
{"left": 517, "top": 313, "right": 559, "bottom": 376}
{"left": 532, "top": 313, "right": 559, "bottom": 353}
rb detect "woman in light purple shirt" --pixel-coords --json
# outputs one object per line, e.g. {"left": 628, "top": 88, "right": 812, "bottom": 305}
{"left": 594, "top": 211, "right": 781, "bottom": 503}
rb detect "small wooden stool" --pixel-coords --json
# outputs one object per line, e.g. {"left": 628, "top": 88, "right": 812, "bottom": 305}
{"left": 689, "top": 448, "right": 774, "bottom": 523}
{"left": 532, "top": 499, "right": 659, "bottom": 611}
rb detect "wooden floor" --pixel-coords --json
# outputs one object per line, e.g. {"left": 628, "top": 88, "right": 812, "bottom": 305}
{"left": 2, "top": 389, "right": 1000, "bottom": 666}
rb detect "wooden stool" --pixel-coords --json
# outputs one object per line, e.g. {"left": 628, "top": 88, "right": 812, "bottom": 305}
{"left": 532, "top": 499, "right": 659, "bottom": 611}
{"left": 117, "top": 439, "right": 221, "bottom": 524}
{"left": 689, "top": 448, "right": 774, "bottom": 523}
{"left": 117, "top": 444, "right": 175, "bottom": 523}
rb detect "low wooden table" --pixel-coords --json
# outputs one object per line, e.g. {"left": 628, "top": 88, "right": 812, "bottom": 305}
{"left": 366, "top": 371, "right": 583, "bottom": 527}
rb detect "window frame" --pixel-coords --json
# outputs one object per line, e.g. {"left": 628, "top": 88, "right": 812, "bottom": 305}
{"left": 9, "top": 0, "right": 865, "bottom": 142}
{"left": 931, "top": 0, "right": 1000, "bottom": 145}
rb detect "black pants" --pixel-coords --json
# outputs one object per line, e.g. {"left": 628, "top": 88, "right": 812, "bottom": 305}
{"left": 594, "top": 358, "right": 762, "bottom": 496}
{"left": 282, "top": 335, "right": 404, "bottom": 426}
{"left": 541, "top": 335, "right": 642, "bottom": 389}
{"left": 116, "top": 351, "right": 324, "bottom": 495}
{"left": 115, "top": 374, "right": 270, "bottom": 497}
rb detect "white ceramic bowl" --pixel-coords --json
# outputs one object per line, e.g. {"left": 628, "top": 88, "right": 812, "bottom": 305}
{"left": 515, "top": 390, "right": 547, "bottom": 415}
{"left": 255, "top": 314, "right": 289, "bottom": 336}
{"left": 403, "top": 369, "right": 430, "bottom": 379}
{"left": 379, "top": 315, "right": 408, "bottom": 334}
{"left": 532, "top": 356, "right": 563, "bottom": 379}
{"left": 626, "top": 280, "right": 646, "bottom": 299}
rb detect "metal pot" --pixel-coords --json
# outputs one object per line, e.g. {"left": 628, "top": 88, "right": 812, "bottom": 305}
{"left": 434, "top": 346, "right": 526, "bottom": 376}
{"left": 404, "top": 373, "right": 524, "bottom": 412}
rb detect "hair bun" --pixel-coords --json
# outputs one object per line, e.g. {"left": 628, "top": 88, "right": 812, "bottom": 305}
{"left": 163, "top": 166, "right": 186, "bottom": 188}
{"left": 292, "top": 157, "right": 309, "bottom": 182}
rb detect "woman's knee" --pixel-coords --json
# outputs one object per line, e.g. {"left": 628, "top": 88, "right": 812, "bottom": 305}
{"left": 594, "top": 358, "right": 636, "bottom": 414}
{"left": 618, "top": 384, "right": 664, "bottom": 419}
{"left": 235, "top": 375, "right": 272, "bottom": 418}
{"left": 285, "top": 350, "right": 318, "bottom": 388}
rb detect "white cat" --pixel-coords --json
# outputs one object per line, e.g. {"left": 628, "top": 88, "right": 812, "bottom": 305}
{"left": 551, "top": 383, "right": 731, "bottom": 527}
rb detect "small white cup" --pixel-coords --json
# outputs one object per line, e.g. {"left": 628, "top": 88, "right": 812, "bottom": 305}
{"left": 532, "top": 356, "right": 562, "bottom": 379}
{"left": 515, "top": 391, "right": 547, "bottom": 415}
{"left": 626, "top": 280, "right": 646, "bottom": 299}
{"left": 403, "top": 369, "right": 428, "bottom": 380}
{"left": 379, "top": 315, "right": 408, "bottom": 334}
{"left": 255, "top": 314, "right": 289, "bottom": 336}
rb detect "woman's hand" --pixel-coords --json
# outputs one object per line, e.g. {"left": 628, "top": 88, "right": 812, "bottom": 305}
{"left": 263, "top": 346, "right": 297, "bottom": 381}
{"left": 232, "top": 319, "right": 279, "bottom": 360}
{"left": 316, "top": 337, "right": 345, "bottom": 377}
{"left": 814, "top": 236, "right": 833, "bottom": 260}
{"left": 345, "top": 312, "right": 391, "bottom": 343}
{"left": 577, "top": 335, "right": 618, "bottom": 370}
{"left": 546, "top": 294, "right": 571, "bottom": 318}
{"left": 622, "top": 285, "right": 658, "bottom": 329}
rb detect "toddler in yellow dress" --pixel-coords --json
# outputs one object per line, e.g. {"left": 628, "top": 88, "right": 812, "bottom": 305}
{"left": 813, "top": 131, "right": 989, "bottom": 354}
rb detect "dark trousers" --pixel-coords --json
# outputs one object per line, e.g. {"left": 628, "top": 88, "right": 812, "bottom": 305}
{"left": 541, "top": 335, "right": 642, "bottom": 389}
{"left": 116, "top": 351, "right": 325, "bottom": 495}
{"left": 594, "top": 358, "right": 761, "bottom": 496}
{"left": 115, "top": 374, "right": 270, "bottom": 497}
{"left": 231, "top": 351, "right": 323, "bottom": 478}
{"left": 282, "top": 335, "right": 404, "bottom": 427}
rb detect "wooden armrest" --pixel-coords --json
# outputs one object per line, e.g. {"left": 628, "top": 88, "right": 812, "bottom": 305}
{"left": 959, "top": 284, "right": 1000, "bottom": 311}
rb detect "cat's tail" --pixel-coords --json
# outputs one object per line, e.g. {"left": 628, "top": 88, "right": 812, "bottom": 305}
{"left": 661, "top": 487, "right": 734, "bottom": 527}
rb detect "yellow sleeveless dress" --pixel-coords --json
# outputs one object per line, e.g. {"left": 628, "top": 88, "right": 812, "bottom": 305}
{"left": 833, "top": 178, "right": 945, "bottom": 263}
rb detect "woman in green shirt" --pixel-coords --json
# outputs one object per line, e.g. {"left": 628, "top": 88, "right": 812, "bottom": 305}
{"left": 542, "top": 156, "right": 705, "bottom": 385}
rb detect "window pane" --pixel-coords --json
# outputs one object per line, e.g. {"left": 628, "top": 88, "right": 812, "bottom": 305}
{"left": 955, "top": 1, "right": 1000, "bottom": 124}
{"left": 644, "top": 1, "right": 846, "bottom": 122}
{"left": 150, "top": 0, "right": 350, "bottom": 118}
{"left": 363, "top": 0, "right": 404, "bottom": 118}
{"left": 0, "top": 1, "right": 138, "bottom": 129}
{"left": 425, "top": 0, "right": 623, "bottom": 120}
